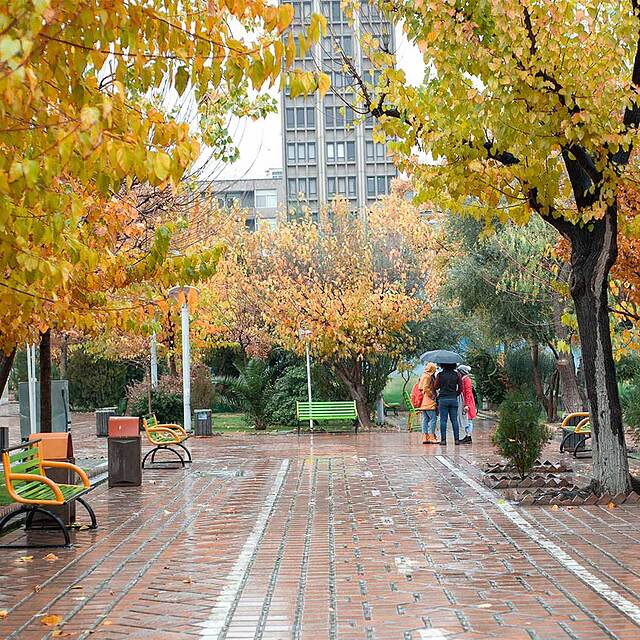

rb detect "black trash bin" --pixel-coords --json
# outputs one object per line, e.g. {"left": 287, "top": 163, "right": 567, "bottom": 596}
{"left": 96, "top": 407, "right": 117, "bottom": 437}
{"left": 108, "top": 417, "right": 142, "bottom": 488}
{"left": 194, "top": 409, "right": 212, "bottom": 436}
{"left": 0, "top": 426, "right": 8, "bottom": 451}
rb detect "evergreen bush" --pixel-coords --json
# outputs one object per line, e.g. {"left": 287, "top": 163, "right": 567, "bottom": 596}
{"left": 127, "top": 375, "right": 183, "bottom": 424}
{"left": 621, "top": 376, "right": 640, "bottom": 443}
{"left": 492, "top": 390, "right": 550, "bottom": 479}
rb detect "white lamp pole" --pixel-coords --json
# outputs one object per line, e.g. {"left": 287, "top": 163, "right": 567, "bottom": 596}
{"left": 298, "top": 328, "right": 313, "bottom": 432}
{"left": 150, "top": 331, "right": 159, "bottom": 390}
{"left": 26, "top": 342, "right": 37, "bottom": 434}
{"left": 168, "top": 286, "right": 198, "bottom": 432}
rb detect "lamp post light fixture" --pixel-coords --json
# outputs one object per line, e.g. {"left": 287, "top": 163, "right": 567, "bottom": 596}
{"left": 298, "top": 328, "right": 313, "bottom": 433}
{"left": 167, "top": 285, "right": 198, "bottom": 432}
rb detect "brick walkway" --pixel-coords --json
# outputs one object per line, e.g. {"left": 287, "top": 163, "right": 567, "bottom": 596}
{"left": 2, "top": 413, "right": 640, "bottom": 639}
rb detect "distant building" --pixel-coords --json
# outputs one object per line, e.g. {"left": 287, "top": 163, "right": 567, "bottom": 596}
{"left": 280, "top": 0, "right": 398, "bottom": 214}
{"left": 204, "top": 174, "right": 285, "bottom": 230}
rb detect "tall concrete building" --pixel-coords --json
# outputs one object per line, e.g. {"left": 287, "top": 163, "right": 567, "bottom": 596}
{"left": 281, "top": 0, "right": 397, "bottom": 215}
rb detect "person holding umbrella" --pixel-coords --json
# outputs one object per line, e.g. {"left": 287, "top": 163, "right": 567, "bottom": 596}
{"left": 421, "top": 350, "right": 465, "bottom": 446}
{"left": 417, "top": 362, "right": 438, "bottom": 444}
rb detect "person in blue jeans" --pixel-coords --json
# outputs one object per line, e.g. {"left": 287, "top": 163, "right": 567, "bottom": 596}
{"left": 434, "top": 363, "right": 463, "bottom": 445}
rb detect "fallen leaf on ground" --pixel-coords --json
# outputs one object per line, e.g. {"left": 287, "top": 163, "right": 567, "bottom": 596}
{"left": 52, "top": 630, "right": 73, "bottom": 637}
{"left": 551, "top": 504, "right": 560, "bottom": 511}
{"left": 70, "top": 585, "right": 83, "bottom": 590}
{"left": 41, "top": 614, "right": 63, "bottom": 626}
{"left": 44, "top": 553, "right": 59, "bottom": 561}
{"left": 478, "top": 603, "right": 492, "bottom": 608}
{"left": 163, "top": 510, "right": 171, "bottom": 515}
{"left": 18, "top": 556, "right": 34, "bottom": 563}
{"left": 607, "top": 501, "right": 617, "bottom": 510}
{"left": 102, "top": 620, "right": 113, "bottom": 626}
{"left": 34, "top": 585, "right": 41, "bottom": 593}
{"left": 0, "top": 610, "right": 8, "bottom": 620}
{"left": 183, "top": 578, "right": 192, "bottom": 584}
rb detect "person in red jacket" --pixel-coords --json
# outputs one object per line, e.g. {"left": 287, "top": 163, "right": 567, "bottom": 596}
{"left": 456, "top": 364, "right": 477, "bottom": 444}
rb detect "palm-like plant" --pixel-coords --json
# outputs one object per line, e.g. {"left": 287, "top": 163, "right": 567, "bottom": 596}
{"left": 216, "top": 359, "right": 273, "bottom": 430}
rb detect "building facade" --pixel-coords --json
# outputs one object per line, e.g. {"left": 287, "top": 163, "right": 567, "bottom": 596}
{"left": 205, "top": 173, "right": 285, "bottom": 231}
{"left": 281, "top": 0, "right": 397, "bottom": 214}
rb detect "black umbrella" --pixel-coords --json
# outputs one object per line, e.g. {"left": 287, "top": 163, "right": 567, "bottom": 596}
{"left": 419, "top": 349, "right": 464, "bottom": 365}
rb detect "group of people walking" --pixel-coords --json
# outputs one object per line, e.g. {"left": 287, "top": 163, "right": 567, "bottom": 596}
{"left": 412, "top": 363, "right": 477, "bottom": 445}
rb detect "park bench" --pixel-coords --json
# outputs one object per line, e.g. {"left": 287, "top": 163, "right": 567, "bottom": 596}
{"left": 402, "top": 390, "right": 417, "bottom": 432}
{"left": 296, "top": 401, "right": 359, "bottom": 434}
{"left": 142, "top": 414, "right": 192, "bottom": 468}
{"left": 559, "top": 412, "right": 592, "bottom": 458}
{"left": 384, "top": 400, "right": 400, "bottom": 416}
{"left": 0, "top": 439, "right": 97, "bottom": 548}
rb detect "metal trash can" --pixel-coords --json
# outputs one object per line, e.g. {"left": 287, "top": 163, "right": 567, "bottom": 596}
{"left": 28, "top": 432, "right": 76, "bottom": 526}
{"left": 0, "top": 426, "right": 8, "bottom": 451}
{"left": 194, "top": 409, "right": 212, "bottom": 436}
{"left": 96, "top": 406, "right": 117, "bottom": 437}
{"left": 108, "top": 437, "right": 142, "bottom": 487}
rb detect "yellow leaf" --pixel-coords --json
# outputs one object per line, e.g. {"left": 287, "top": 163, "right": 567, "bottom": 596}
{"left": 317, "top": 72, "right": 331, "bottom": 99}
{"left": 41, "top": 614, "right": 63, "bottom": 627}
{"left": 18, "top": 556, "right": 34, "bottom": 562}
{"left": 0, "top": 610, "right": 8, "bottom": 620}
{"left": 43, "top": 553, "right": 59, "bottom": 561}
{"left": 607, "top": 501, "right": 617, "bottom": 510}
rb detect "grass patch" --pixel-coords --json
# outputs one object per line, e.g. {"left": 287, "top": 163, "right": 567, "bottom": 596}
{"left": 211, "top": 413, "right": 357, "bottom": 434}
{"left": 383, "top": 375, "right": 418, "bottom": 407}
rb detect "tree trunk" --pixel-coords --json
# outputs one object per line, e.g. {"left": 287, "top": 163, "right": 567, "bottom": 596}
{"left": 0, "top": 348, "right": 16, "bottom": 397}
{"left": 551, "top": 293, "right": 584, "bottom": 413}
{"left": 333, "top": 359, "right": 374, "bottom": 430}
{"left": 40, "top": 329, "right": 52, "bottom": 433}
{"left": 565, "top": 207, "right": 629, "bottom": 494}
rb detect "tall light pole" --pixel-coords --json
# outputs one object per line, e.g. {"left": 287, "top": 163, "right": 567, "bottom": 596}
{"left": 168, "top": 286, "right": 198, "bottom": 432}
{"left": 150, "top": 331, "right": 159, "bottom": 390}
{"left": 26, "top": 342, "right": 37, "bottom": 434}
{"left": 298, "top": 328, "right": 313, "bottom": 433}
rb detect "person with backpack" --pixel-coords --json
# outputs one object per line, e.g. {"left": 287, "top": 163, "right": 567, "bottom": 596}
{"left": 417, "top": 362, "right": 438, "bottom": 444}
{"left": 434, "top": 363, "right": 463, "bottom": 445}
{"left": 456, "top": 364, "right": 477, "bottom": 444}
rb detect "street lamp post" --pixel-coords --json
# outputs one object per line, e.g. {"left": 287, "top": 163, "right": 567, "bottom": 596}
{"left": 168, "top": 286, "right": 198, "bottom": 432}
{"left": 298, "top": 328, "right": 313, "bottom": 433}
{"left": 150, "top": 331, "right": 159, "bottom": 390}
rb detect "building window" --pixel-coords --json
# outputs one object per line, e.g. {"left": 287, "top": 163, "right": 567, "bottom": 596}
{"left": 366, "top": 141, "right": 374, "bottom": 161}
{"left": 309, "top": 177, "right": 317, "bottom": 197}
{"left": 326, "top": 142, "right": 335, "bottom": 162}
{"left": 336, "top": 108, "right": 344, "bottom": 127}
{"left": 298, "top": 178, "right": 307, "bottom": 196}
{"left": 288, "top": 178, "right": 297, "bottom": 196}
{"left": 336, "top": 142, "right": 345, "bottom": 161}
{"left": 343, "top": 35, "right": 352, "bottom": 56}
{"left": 376, "top": 143, "right": 385, "bottom": 160}
{"left": 296, "top": 107, "right": 305, "bottom": 127}
{"left": 255, "top": 189, "right": 278, "bottom": 208}
{"left": 286, "top": 108, "right": 294, "bottom": 129}
{"left": 246, "top": 218, "right": 256, "bottom": 232}
{"left": 306, "top": 107, "right": 315, "bottom": 128}
{"left": 325, "top": 106, "right": 334, "bottom": 127}
{"left": 332, "top": 1, "right": 340, "bottom": 20}
{"left": 337, "top": 176, "right": 346, "bottom": 194}
{"left": 287, "top": 143, "right": 296, "bottom": 163}
{"left": 367, "top": 176, "right": 375, "bottom": 197}
{"left": 348, "top": 176, "right": 356, "bottom": 196}
{"left": 308, "top": 142, "right": 316, "bottom": 161}
{"left": 297, "top": 143, "right": 306, "bottom": 161}
{"left": 346, "top": 141, "right": 356, "bottom": 162}
{"left": 327, "top": 177, "right": 336, "bottom": 196}
{"left": 377, "top": 176, "right": 386, "bottom": 194}
{"left": 302, "top": 1, "right": 311, "bottom": 18}
{"left": 345, "top": 108, "right": 354, "bottom": 126}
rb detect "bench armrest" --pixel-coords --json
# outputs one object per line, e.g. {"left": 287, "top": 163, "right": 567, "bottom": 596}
{"left": 147, "top": 426, "right": 181, "bottom": 443}
{"left": 155, "top": 423, "right": 189, "bottom": 438}
{"left": 7, "top": 472, "right": 64, "bottom": 505}
{"left": 41, "top": 459, "right": 91, "bottom": 488}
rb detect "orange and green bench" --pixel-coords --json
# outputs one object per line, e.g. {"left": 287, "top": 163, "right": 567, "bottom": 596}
{"left": 296, "top": 401, "right": 359, "bottom": 434}
{"left": 0, "top": 439, "right": 97, "bottom": 548}
{"left": 142, "top": 414, "right": 192, "bottom": 468}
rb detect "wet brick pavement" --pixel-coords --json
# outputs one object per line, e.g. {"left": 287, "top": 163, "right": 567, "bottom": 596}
{"left": 2, "top": 410, "right": 640, "bottom": 639}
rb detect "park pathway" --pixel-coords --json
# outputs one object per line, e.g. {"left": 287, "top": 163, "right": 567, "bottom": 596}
{"left": 2, "top": 419, "right": 640, "bottom": 639}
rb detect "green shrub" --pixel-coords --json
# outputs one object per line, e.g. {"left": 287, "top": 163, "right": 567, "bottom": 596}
{"left": 492, "top": 390, "right": 550, "bottom": 479}
{"left": 216, "top": 359, "right": 274, "bottom": 430}
{"left": 67, "top": 348, "right": 144, "bottom": 410}
{"left": 467, "top": 349, "right": 508, "bottom": 404}
{"left": 267, "top": 365, "right": 309, "bottom": 426}
{"left": 190, "top": 363, "right": 217, "bottom": 410}
{"left": 127, "top": 375, "right": 183, "bottom": 424}
{"left": 622, "top": 377, "right": 640, "bottom": 443}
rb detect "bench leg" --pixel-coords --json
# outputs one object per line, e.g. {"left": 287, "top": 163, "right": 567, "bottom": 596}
{"left": 76, "top": 497, "right": 98, "bottom": 530}
{"left": 574, "top": 434, "right": 592, "bottom": 458}
{"left": 176, "top": 441, "right": 192, "bottom": 463}
{"left": 143, "top": 445, "right": 185, "bottom": 469}
{"left": 0, "top": 505, "right": 71, "bottom": 548}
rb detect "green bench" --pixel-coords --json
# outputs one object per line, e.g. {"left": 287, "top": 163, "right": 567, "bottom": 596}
{"left": 296, "top": 401, "right": 359, "bottom": 434}
{"left": 0, "top": 439, "right": 97, "bottom": 548}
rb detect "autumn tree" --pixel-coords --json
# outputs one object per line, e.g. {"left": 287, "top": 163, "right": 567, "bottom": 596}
{"left": 214, "top": 193, "right": 438, "bottom": 428}
{"left": 0, "top": 0, "right": 327, "bottom": 394}
{"left": 351, "top": 0, "right": 640, "bottom": 493}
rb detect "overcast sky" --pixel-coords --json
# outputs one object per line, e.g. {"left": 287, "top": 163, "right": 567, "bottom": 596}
{"left": 213, "top": 26, "right": 424, "bottom": 181}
